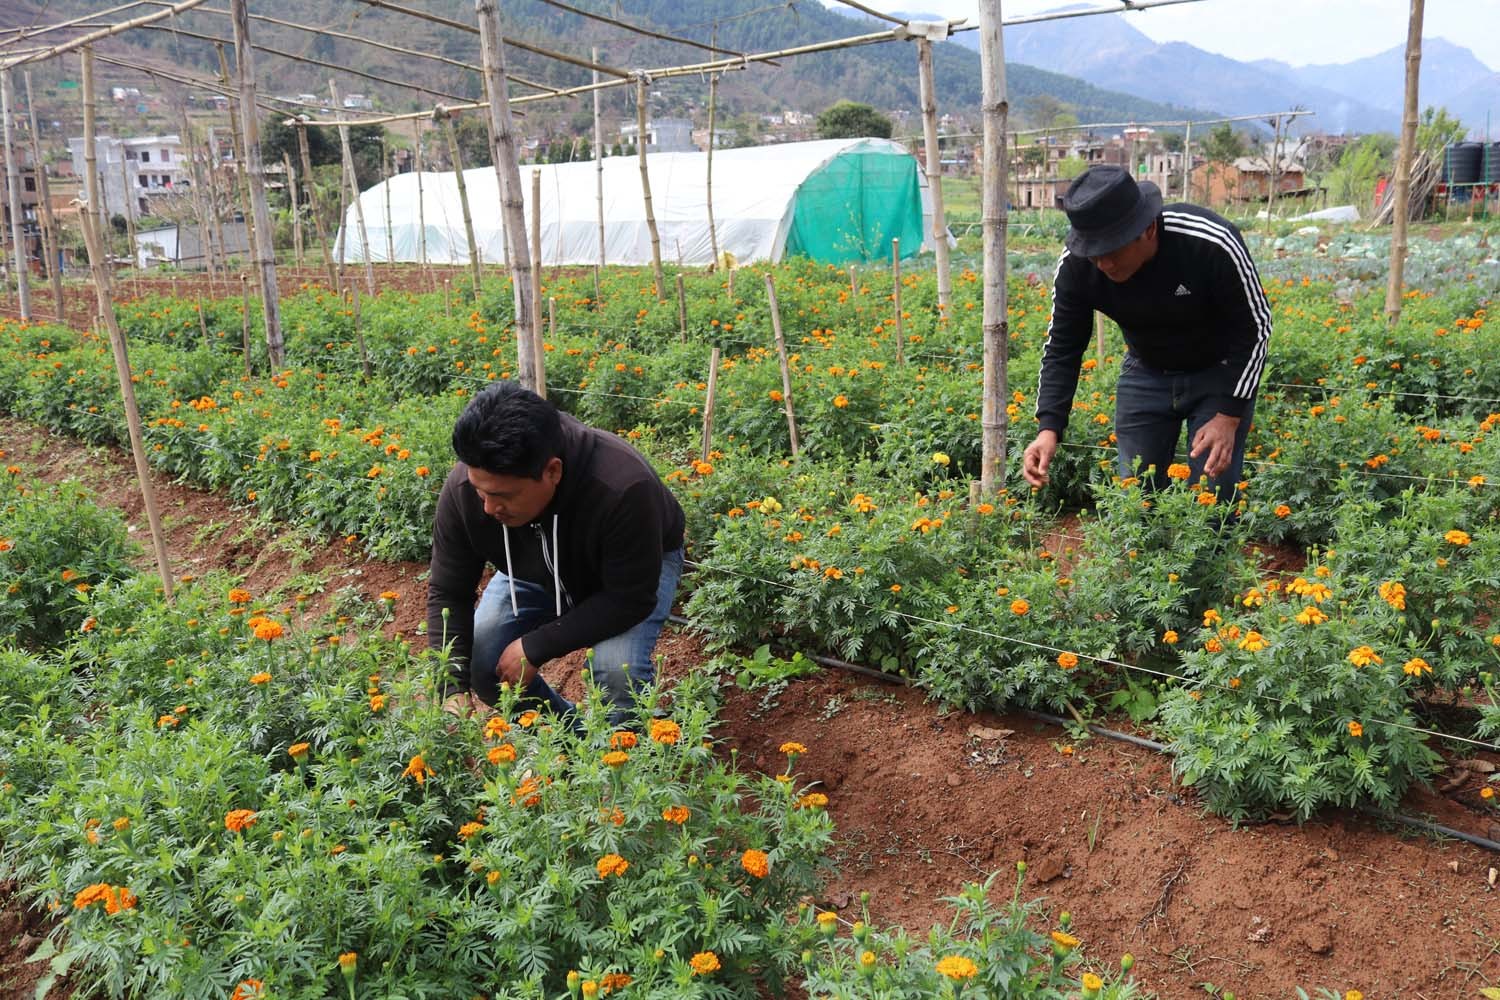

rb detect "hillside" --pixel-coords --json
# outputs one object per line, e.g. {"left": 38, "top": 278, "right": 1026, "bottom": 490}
{"left": 6, "top": 0, "right": 1216, "bottom": 137}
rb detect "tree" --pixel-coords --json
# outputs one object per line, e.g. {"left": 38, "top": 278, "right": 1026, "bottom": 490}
{"left": 1201, "top": 124, "right": 1246, "bottom": 165}
{"left": 1161, "top": 131, "right": 1185, "bottom": 153}
{"left": 816, "top": 101, "right": 893, "bottom": 140}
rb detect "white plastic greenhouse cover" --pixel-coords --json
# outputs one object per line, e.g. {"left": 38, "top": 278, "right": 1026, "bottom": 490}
{"left": 334, "top": 137, "right": 945, "bottom": 267}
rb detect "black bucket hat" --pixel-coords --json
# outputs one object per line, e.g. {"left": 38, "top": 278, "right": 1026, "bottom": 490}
{"left": 1061, "top": 164, "right": 1162, "bottom": 258}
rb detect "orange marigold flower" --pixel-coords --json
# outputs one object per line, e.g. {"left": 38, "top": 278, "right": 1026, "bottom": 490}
{"left": 610, "top": 731, "right": 638, "bottom": 750}
{"left": 230, "top": 980, "right": 265, "bottom": 1000}
{"left": 1166, "top": 463, "right": 1191, "bottom": 481}
{"left": 741, "top": 849, "right": 770, "bottom": 878}
{"left": 650, "top": 719, "right": 681, "bottom": 744}
{"left": 779, "top": 741, "right": 807, "bottom": 755}
{"left": 797, "top": 792, "right": 829, "bottom": 809}
{"left": 1274, "top": 504, "right": 1291, "bottom": 518}
{"left": 402, "top": 754, "right": 435, "bottom": 785}
{"left": 832, "top": 394, "right": 849, "bottom": 408}
{"left": 225, "top": 809, "right": 258, "bottom": 833}
{"left": 1402, "top": 657, "right": 1432, "bottom": 677}
{"left": 1445, "top": 529, "right": 1472, "bottom": 546}
{"left": 252, "top": 620, "right": 284, "bottom": 642}
{"left": 1378, "top": 580, "right": 1406, "bottom": 611}
{"left": 596, "top": 853, "right": 630, "bottom": 878}
{"left": 288, "top": 742, "right": 310, "bottom": 759}
{"left": 484, "top": 717, "right": 512, "bottom": 739}
{"left": 1056, "top": 651, "right": 1079, "bottom": 670}
{"left": 458, "top": 821, "right": 484, "bottom": 840}
{"left": 1347, "top": 720, "right": 1364, "bottom": 738}
{"left": 157, "top": 714, "right": 179, "bottom": 728}
{"left": 689, "top": 951, "right": 721, "bottom": 976}
{"left": 487, "top": 744, "right": 517, "bottom": 766}
{"left": 662, "top": 805, "right": 691, "bottom": 824}
{"left": 1163, "top": 630, "right": 1179, "bottom": 645}
{"left": 600, "top": 972, "right": 632, "bottom": 993}
{"left": 369, "top": 693, "right": 386, "bottom": 712}
{"left": 248, "top": 671, "right": 272, "bottom": 685}
{"left": 1010, "top": 598, "right": 1030, "bottom": 616}
{"left": 602, "top": 750, "right": 629, "bottom": 767}
{"left": 518, "top": 710, "right": 541, "bottom": 728}
{"left": 379, "top": 590, "right": 399, "bottom": 601}
{"left": 228, "top": 588, "right": 253, "bottom": 604}
{"left": 1348, "top": 645, "right": 1383, "bottom": 668}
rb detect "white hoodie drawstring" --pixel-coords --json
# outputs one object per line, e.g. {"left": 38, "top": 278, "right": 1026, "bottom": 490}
{"left": 501, "top": 525, "right": 519, "bottom": 616}
{"left": 552, "top": 514, "right": 562, "bottom": 617}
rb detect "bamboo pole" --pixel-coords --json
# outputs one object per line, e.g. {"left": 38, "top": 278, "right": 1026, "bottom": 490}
{"left": 892, "top": 237, "right": 904, "bottom": 365}
{"left": 352, "top": 286, "right": 371, "bottom": 381}
{"left": 23, "top": 71, "right": 62, "bottom": 321}
{"left": 634, "top": 74, "right": 666, "bottom": 300}
{"left": 1264, "top": 114, "right": 1282, "bottom": 234}
{"left": 1, "top": 70, "right": 31, "bottom": 319}
{"left": 1386, "top": 0, "right": 1425, "bottom": 325}
{"left": 285, "top": 151, "right": 302, "bottom": 269}
{"left": 978, "top": 0, "right": 1010, "bottom": 495}
{"left": 118, "top": 156, "right": 137, "bottom": 276}
{"left": 474, "top": 0, "right": 537, "bottom": 393}
{"left": 701, "top": 345, "right": 721, "bottom": 463}
{"left": 764, "top": 272, "right": 800, "bottom": 457}
{"left": 676, "top": 273, "right": 688, "bottom": 343}
{"left": 412, "top": 119, "right": 428, "bottom": 280}
{"left": 215, "top": 43, "right": 257, "bottom": 286}
{"left": 79, "top": 47, "right": 173, "bottom": 600}
{"left": 239, "top": 273, "right": 251, "bottom": 375}
{"left": 916, "top": 36, "right": 952, "bottom": 310}
{"left": 295, "top": 125, "right": 337, "bottom": 290}
{"left": 179, "top": 105, "right": 214, "bottom": 281}
{"left": 330, "top": 80, "right": 375, "bottom": 296}
{"left": 381, "top": 136, "right": 394, "bottom": 265}
{"left": 440, "top": 112, "right": 482, "bottom": 299}
{"left": 230, "top": 0, "right": 284, "bottom": 368}
{"left": 203, "top": 126, "right": 228, "bottom": 277}
{"left": 593, "top": 47, "right": 605, "bottom": 274}
{"left": 2, "top": 0, "right": 212, "bottom": 70}
{"left": 706, "top": 27, "right": 721, "bottom": 268}
{"left": 529, "top": 167, "right": 545, "bottom": 398}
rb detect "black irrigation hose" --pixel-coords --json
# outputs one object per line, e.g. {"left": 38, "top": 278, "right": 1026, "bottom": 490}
{"left": 666, "top": 616, "right": 1500, "bottom": 855}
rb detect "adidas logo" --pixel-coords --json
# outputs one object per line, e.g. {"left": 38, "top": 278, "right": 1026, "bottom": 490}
{"left": 1174, "top": 284, "right": 1192, "bottom": 296}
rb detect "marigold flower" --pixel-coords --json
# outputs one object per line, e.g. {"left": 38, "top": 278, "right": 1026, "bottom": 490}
{"left": 487, "top": 744, "right": 516, "bottom": 766}
{"left": 402, "top": 754, "right": 435, "bottom": 785}
{"left": 228, "top": 588, "right": 252, "bottom": 604}
{"left": 1204, "top": 638, "right": 1223, "bottom": 653}
{"left": 741, "top": 849, "right": 770, "bottom": 878}
{"left": 650, "top": 719, "right": 682, "bottom": 744}
{"left": 689, "top": 951, "right": 721, "bottom": 976}
{"left": 1347, "top": 721, "right": 1364, "bottom": 738}
{"left": 935, "top": 955, "right": 978, "bottom": 980}
{"left": 610, "top": 731, "right": 638, "bottom": 750}
{"left": 1274, "top": 504, "right": 1291, "bottom": 518}
{"left": 1402, "top": 657, "right": 1432, "bottom": 677}
{"left": 1348, "top": 645, "right": 1383, "bottom": 668}
{"left": 369, "top": 693, "right": 386, "bottom": 712}
{"left": 338, "top": 952, "right": 358, "bottom": 975}
{"left": 1196, "top": 491, "right": 1217, "bottom": 506}
{"left": 833, "top": 394, "right": 849, "bottom": 408}
{"left": 1345, "top": 991, "right": 1363, "bottom": 1000}
{"left": 518, "top": 710, "right": 541, "bottom": 728}
{"left": 1445, "top": 529, "right": 1472, "bottom": 546}
{"left": 1082, "top": 973, "right": 1105, "bottom": 993}
{"left": 252, "top": 620, "right": 284, "bottom": 642}
{"left": 797, "top": 792, "right": 829, "bottom": 809}
{"left": 600, "top": 972, "right": 632, "bottom": 993}
{"left": 1166, "top": 463, "right": 1191, "bottom": 481}
{"left": 158, "top": 714, "right": 179, "bottom": 728}
{"left": 1050, "top": 930, "right": 1080, "bottom": 953}
{"left": 484, "top": 717, "right": 512, "bottom": 740}
{"left": 1237, "top": 631, "right": 1269, "bottom": 652}
{"left": 1163, "top": 630, "right": 1179, "bottom": 645}
{"left": 248, "top": 671, "right": 271, "bottom": 685}
{"left": 458, "top": 821, "right": 483, "bottom": 840}
{"left": 288, "top": 742, "right": 310, "bottom": 759}
{"left": 1057, "top": 651, "right": 1079, "bottom": 670}
{"left": 824, "top": 565, "right": 843, "bottom": 580}
{"left": 1010, "top": 598, "right": 1030, "bottom": 616}
{"left": 662, "top": 805, "right": 690, "bottom": 824}
{"left": 1482, "top": 787, "right": 1495, "bottom": 801}
{"left": 596, "top": 853, "right": 630, "bottom": 878}
{"left": 1202, "top": 609, "right": 1221, "bottom": 626}
{"left": 230, "top": 980, "right": 264, "bottom": 1000}
{"left": 379, "top": 590, "right": 399, "bottom": 601}
{"left": 932, "top": 452, "right": 951, "bottom": 466}
{"left": 1378, "top": 580, "right": 1406, "bottom": 611}
{"left": 224, "top": 809, "right": 257, "bottom": 833}
{"left": 779, "top": 741, "right": 808, "bottom": 755}
{"left": 602, "top": 750, "right": 629, "bottom": 767}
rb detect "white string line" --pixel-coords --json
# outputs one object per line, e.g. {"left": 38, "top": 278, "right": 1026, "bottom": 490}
{"left": 680, "top": 557, "right": 1500, "bottom": 753}
{"left": 1259, "top": 380, "right": 1500, "bottom": 408}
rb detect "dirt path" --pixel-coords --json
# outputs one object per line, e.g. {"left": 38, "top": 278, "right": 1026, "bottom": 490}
{"left": 3, "top": 418, "right": 1498, "bottom": 1000}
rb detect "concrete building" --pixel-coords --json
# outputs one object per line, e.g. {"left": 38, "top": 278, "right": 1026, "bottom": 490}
{"left": 619, "top": 117, "right": 695, "bottom": 153}
{"left": 66, "top": 133, "right": 188, "bottom": 224}
{"left": 1, "top": 145, "right": 43, "bottom": 275}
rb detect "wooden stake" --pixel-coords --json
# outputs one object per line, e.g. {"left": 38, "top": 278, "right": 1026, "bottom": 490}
{"left": 285, "top": 151, "right": 303, "bottom": 270}
{"left": 474, "top": 0, "right": 537, "bottom": 393}
{"left": 701, "top": 344, "right": 720, "bottom": 463}
{"left": 635, "top": 74, "right": 666, "bottom": 300}
{"left": 705, "top": 26, "right": 721, "bottom": 267}
{"left": 79, "top": 47, "right": 174, "bottom": 601}
{"left": 295, "top": 125, "right": 337, "bottom": 290}
{"left": 592, "top": 263, "right": 601, "bottom": 308}
{"left": 179, "top": 104, "right": 214, "bottom": 280}
{"left": 892, "top": 237, "right": 904, "bottom": 366}
{"left": 917, "top": 36, "right": 952, "bottom": 310}
{"left": 1094, "top": 311, "right": 1106, "bottom": 364}
{"left": 215, "top": 43, "right": 257, "bottom": 291}
{"left": 978, "top": 0, "right": 1010, "bottom": 495}
{"left": 1385, "top": 0, "right": 1425, "bottom": 325}
{"left": 848, "top": 263, "right": 858, "bottom": 299}
{"left": 675, "top": 272, "right": 687, "bottom": 343}
{"left": 239, "top": 273, "right": 251, "bottom": 375}
{"left": 592, "top": 46, "right": 605, "bottom": 273}
{"left": 203, "top": 126, "right": 228, "bottom": 279}
{"left": 352, "top": 286, "right": 371, "bottom": 381}
{"left": 412, "top": 119, "right": 428, "bottom": 281}
{"left": 229, "top": 0, "right": 284, "bottom": 368}
{"left": 764, "top": 272, "right": 800, "bottom": 457}
{"left": 118, "top": 156, "right": 138, "bottom": 281}
{"left": 440, "top": 113, "right": 483, "bottom": 299}
{"left": 381, "top": 136, "right": 395, "bottom": 266}
{"left": 0, "top": 69, "right": 32, "bottom": 319}
{"left": 529, "top": 167, "right": 545, "bottom": 397}
{"left": 329, "top": 79, "right": 375, "bottom": 296}
{"left": 23, "top": 71, "right": 63, "bottom": 322}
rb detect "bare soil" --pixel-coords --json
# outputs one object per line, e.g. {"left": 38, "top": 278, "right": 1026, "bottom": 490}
{"left": 2, "top": 417, "right": 1498, "bottom": 1000}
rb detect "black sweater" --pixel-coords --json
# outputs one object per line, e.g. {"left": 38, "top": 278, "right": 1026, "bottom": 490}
{"left": 426, "top": 413, "right": 685, "bottom": 685}
{"left": 1035, "top": 203, "right": 1272, "bottom": 435}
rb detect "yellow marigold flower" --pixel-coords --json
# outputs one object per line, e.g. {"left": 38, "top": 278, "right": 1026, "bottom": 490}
{"left": 596, "top": 853, "right": 629, "bottom": 878}
{"left": 741, "top": 849, "right": 770, "bottom": 878}
{"left": 1166, "top": 463, "right": 1191, "bottom": 481}
{"left": 1057, "top": 651, "right": 1079, "bottom": 670}
{"left": 689, "top": 951, "right": 721, "bottom": 976}
{"left": 1402, "top": 657, "right": 1432, "bottom": 677}
{"left": 1482, "top": 787, "right": 1495, "bottom": 801}
{"left": 1295, "top": 605, "right": 1329, "bottom": 626}
{"left": 1378, "top": 580, "right": 1406, "bottom": 610}
{"left": 932, "top": 452, "right": 951, "bottom": 466}
{"left": 1082, "top": 973, "right": 1105, "bottom": 992}
{"left": 1010, "top": 598, "right": 1030, "bottom": 616}
{"left": 224, "top": 809, "right": 257, "bottom": 833}
{"left": 662, "top": 805, "right": 690, "bottom": 824}
{"left": 797, "top": 792, "right": 829, "bottom": 809}
{"left": 1202, "top": 609, "right": 1221, "bottom": 626}
{"left": 935, "top": 955, "right": 978, "bottom": 980}
{"left": 338, "top": 952, "right": 357, "bottom": 974}
{"left": 113, "top": 816, "right": 130, "bottom": 831}
{"left": 816, "top": 910, "right": 839, "bottom": 931}
{"left": 1237, "top": 631, "right": 1269, "bottom": 652}
{"left": 780, "top": 741, "right": 808, "bottom": 755}
{"left": 1163, "top": 630, "right": 1179, "bottom": 645}
{"left": 458, "top": 821, "right": 483, "bottom": 840}
{"left": 1345, "top": 991, "right": 1363, "bottom": 1000}
{"left": 288, "top": 742, "right": 310, "bottom": 759}
{"left": 650, "top": 719, "right": 681, "bottom": 744}
{"left": 369, "top": 693, "right": 386, "bottom": 712}
{"left": 1444, "top": 529, "right": 1471, "bottom": 546}
{"left": 581, "top": 980, "right": 599, "bottom": 999}
{"left": 1348, "top": 646, "right": 1383, "bottom": 668}
{"left": 401, "top": 754, "right": 435, "bottom": 785}
{"left": 518, "top": 710, "right": 541, "bottom": 728}
{"left": 602, "top": 750, "right": 629, "bottom": 767}
{"left": 486, "top": 870, "right": 502, "bottom": 885}
{"left": 1347, "top": 721, "right": 1364, "bottom": 738}
{"left": 249, "top": 671, "right": 271, "bottom": 685}
{"left": 833, "top": 394, "right": 849, "bottom": 408}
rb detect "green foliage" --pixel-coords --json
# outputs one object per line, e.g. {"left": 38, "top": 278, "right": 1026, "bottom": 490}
{"left": 1200, "top": 124, "right": 1247, "bottom": 164}
{"left": 0, "top": 473, "right": 140, "bottom": 650}
{"left": 816, "top": 101, "right": 894, "bottom": 140}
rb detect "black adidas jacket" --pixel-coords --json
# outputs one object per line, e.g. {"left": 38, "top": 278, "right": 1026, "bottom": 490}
{"left": 1035, "top": 203, "right": 1272, "bottom": 435}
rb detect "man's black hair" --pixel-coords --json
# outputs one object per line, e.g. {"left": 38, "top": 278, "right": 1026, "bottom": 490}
{"left": 451, "top": 381, "right": 562, "bottom": 479}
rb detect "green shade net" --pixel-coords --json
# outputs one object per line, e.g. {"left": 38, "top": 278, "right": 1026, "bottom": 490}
{"left": 783, "top": 146, "right": 925, "bottom": 264}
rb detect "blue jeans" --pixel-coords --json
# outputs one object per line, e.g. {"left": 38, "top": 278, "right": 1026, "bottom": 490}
{"left": 469, "top": 549, "right": 683, "bottom": 725}
{"left": 1113, "top": 353, "right": 1255, "bottom": 503}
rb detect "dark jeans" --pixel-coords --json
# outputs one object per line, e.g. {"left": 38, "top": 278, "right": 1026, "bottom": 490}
{"left": 468, "top": 549, "right": 684, "bottom": 726}
{"left": 1113, "top": 353, "right": 1255, "bottom": 503}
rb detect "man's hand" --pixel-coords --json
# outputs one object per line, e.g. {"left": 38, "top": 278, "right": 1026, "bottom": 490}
{"left": 1022, "top": 430, "right": 1060, "bottom": 487}
{"left": 496, "top": 638, "right": 538, "bottom": 688}
{"left": 1189, "top": 413, "right": 1241, "bottom": 479}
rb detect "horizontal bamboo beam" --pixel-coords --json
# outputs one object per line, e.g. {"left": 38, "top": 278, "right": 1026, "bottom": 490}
{"left": 0, "top": 1, "right": 153, "bottom": 48}
{"left": 0, "top": 0, "right": 212, "bottom": 69}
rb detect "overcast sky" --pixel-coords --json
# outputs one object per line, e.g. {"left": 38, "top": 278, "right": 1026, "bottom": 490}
{"left": 828, "top": 1, "right": 1500, "bottom": 71}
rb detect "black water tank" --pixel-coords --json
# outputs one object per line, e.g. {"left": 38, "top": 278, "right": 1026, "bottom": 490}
{"left": 1486, "top": 142, "right": 1500, "bottom": 183}
{"left": 1444, "top": 142, "right": 1483, "bottom": 185}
